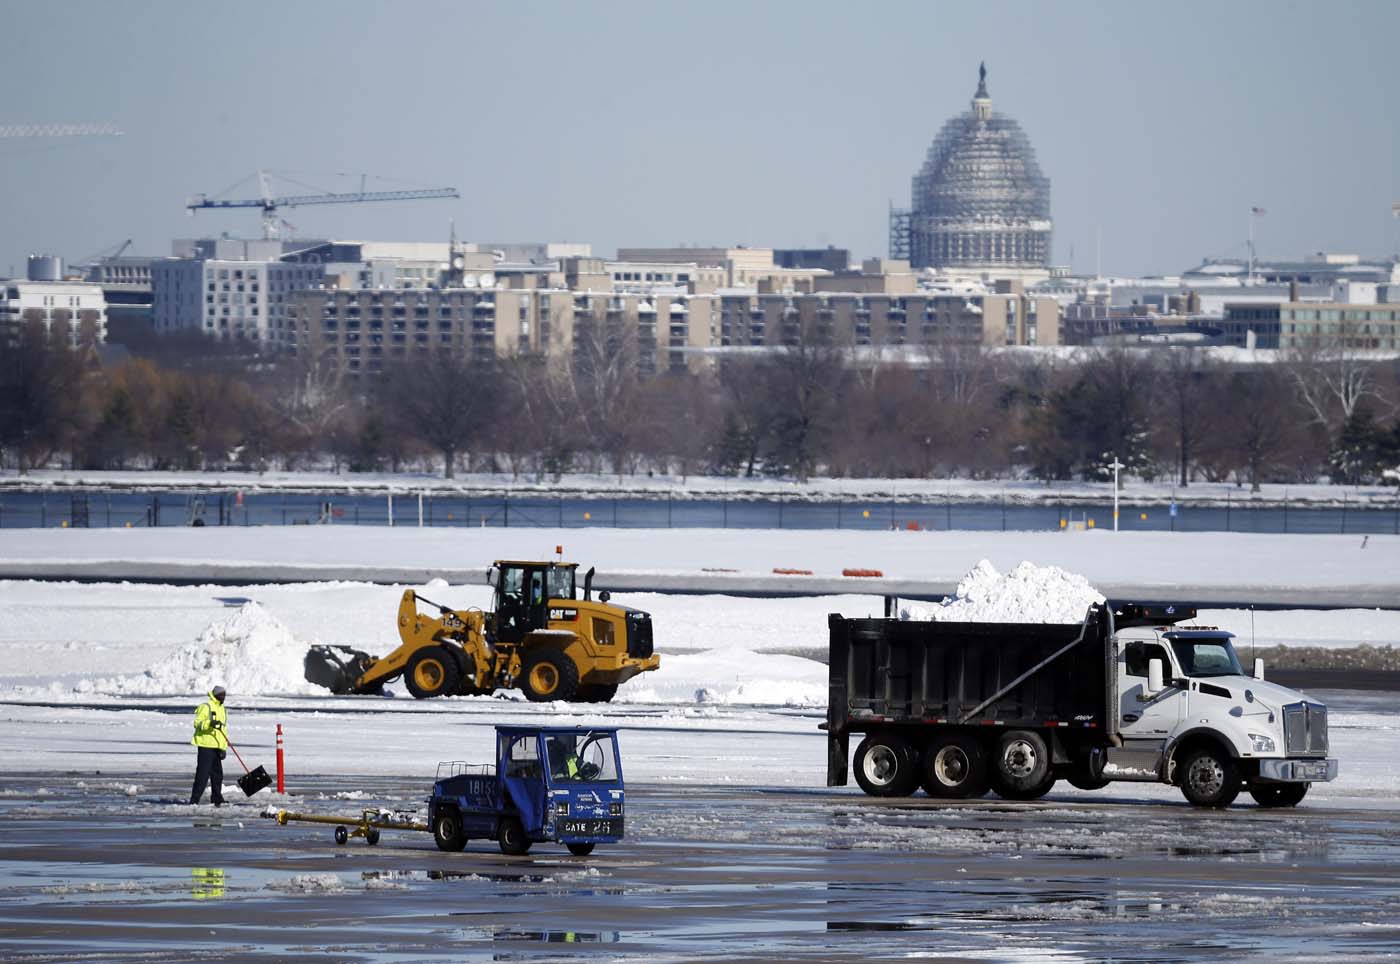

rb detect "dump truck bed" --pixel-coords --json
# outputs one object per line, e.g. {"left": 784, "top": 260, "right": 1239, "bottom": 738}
{"left": 826, "top": 611, "right": 1113, "bottom": 784}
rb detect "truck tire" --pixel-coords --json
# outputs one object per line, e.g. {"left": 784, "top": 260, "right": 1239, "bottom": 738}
{"left": 920, "top": 734, "right": 989, "bottom": 799}
{"left": 433, "top": 808, "right": 467, "bottom": 851}
{"left": 498, "top": 816, "right": 532, "bottom": 855}
{"left": 521, "top": 651, "right": 580, "bottom": 702}
{"left": 991, "top": 730, "right": 1051, "bottom": 795}
{"left": 405, "top": 647, "right": 461, "bottom": 700}
{"left": 1179, "top": 745, "right": 1241, "bottom": 808}
{"left": 853, "top": 734, "right": 919, "bottom": 797}
{"left": 1067, "top": 756, "right": 1110, "bottom": 791}
{"left": 576, "top": 684, "right": 619, "bottom": 703}
{"left": 566, "top": 842, "right": 596, "bottom": 856}
{"left": 1249, "top": 783, "right": 1309, "bottom": 808}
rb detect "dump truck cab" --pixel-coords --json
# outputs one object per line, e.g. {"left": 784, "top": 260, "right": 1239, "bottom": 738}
{"left": 428, "top": 725, "right": 625, "bottom": 856}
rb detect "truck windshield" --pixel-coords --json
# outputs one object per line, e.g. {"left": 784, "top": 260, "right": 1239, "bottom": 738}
{"left": 1169, "top": 638, "right": 1244, "bottom": 678}
{"left": 544, "top": 732, "right": 619, "bottom": 783}
{"left": 547, "top": 566, "right": 576, "bottom": 601}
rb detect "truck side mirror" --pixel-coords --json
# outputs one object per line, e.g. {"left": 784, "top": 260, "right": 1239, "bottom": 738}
{"left": 1253, "top": 658, "right": 1265, "bottom": 681}
{"left": 1147, "top": 658, "right": 1165, "bottom": 696}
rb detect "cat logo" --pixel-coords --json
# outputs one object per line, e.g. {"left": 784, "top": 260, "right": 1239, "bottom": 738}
{"left": 550, "top": 608, "right": 578, "bottom": 621}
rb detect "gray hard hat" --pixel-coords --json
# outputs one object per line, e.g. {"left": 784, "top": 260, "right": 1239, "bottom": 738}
{"left": 212, "top": 685, "right": 227, "bottom": 701}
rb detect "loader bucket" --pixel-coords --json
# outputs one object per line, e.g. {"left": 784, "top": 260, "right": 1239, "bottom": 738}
{"left": 304, "top": 645, "right": 375, "bottom": 694}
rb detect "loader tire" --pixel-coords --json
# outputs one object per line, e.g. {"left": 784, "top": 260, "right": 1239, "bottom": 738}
{"left": 405, "top": 647, "right": 460, "bottom": 700}
{"left": 576, "top": 684, "right": 619, "bottom": 704}
{"left": 498, "top": 816, "right": 532, "bottom": 856}
{"left": 521, "top": 651, "right": 579, "bottom": 702}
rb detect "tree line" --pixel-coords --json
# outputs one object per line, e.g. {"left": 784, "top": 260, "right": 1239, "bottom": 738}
{"left": 2, "top": 322, "right": 1398, "bottom": 489}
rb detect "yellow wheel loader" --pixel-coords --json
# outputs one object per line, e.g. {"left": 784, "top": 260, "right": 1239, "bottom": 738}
{"left": 303, "top": 561, "right": 660, "bottom": 703}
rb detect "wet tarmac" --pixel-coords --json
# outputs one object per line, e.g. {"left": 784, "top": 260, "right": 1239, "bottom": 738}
{"left": 2, "top": 775, "right": 1399, "bottom": 962}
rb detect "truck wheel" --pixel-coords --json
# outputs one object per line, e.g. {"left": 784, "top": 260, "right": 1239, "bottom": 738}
{"left": 521, "top": 652, "right": 579, "bottom": 702}
{"left": 365, "top": 828, "right": 380, "bottom": 846}
{"left": 405, "top": 647, "right": 461, "bottom": 699}
{"left": 566, "top": 842, "right": 596, "bottom": 856}
{"left": 498, "top": 816, "right": 532, "bottom": 856}
{"left": 853, "top": 734, "right": 918, "bottom": 797}
{"left": 997, "top": 777, "right": 1057, "bottom": 801}
{"left": 576, "top": 684, "right": 619, "bottom": 703}
{"left": 1249, "top": 783, "right": 1309, "bottom": 808}
{"left": 434, "top": 809, "right": 467, "bottom": 851}
{"left": 1067, "top": 757, "right": 1109, "bottom": 791}
{"left": 991, "top": 730, "right": 1051, "bottom": 795}
{"left": 334, "top": 826, "right": 348, "bottom": 845}
{"left": 920, "top": 734, "right": 989, "bottom": 799}
{"left": 1179, "top": 746, "right": 1241, "bottom": 808}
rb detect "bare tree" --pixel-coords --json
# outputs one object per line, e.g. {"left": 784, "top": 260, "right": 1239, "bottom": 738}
{"left": 381, "top": 350, "right": 494, "bottom": 479}
{"left": 1154, "top": 347, "right": 1215, "bottom": 486}
{"left": 1284, "top": 318, "right": 1388, "bottom": 443}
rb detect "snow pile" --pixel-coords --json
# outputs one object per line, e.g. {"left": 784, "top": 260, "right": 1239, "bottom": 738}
{"left": 616, "top": 647, "right": 826, "bottom": 708}
{"left": 77, "top": 603, "right": 321, "bottom": 697}
{"left": 902, "top": 559, "right": 1105, "bottom": 624}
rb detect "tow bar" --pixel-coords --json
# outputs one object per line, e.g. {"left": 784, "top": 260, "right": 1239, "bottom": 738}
{"left": 267, "top": 808, "right": 430, "bottom": 846}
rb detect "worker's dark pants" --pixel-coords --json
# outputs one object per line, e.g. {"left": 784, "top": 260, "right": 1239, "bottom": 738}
{"left": 190, "top": 747, "right": 225, "bottom": 805}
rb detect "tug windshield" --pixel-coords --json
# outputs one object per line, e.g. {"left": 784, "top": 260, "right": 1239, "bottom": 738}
{"left": 544, "top": 731, "right": 619, "bottom": 783}
{"left": 1169, "top": 637, "right": 1244, "bottom": 678}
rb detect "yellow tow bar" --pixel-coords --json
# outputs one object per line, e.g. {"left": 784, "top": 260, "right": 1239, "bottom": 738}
{"left": 268, "top": 808, "right": 430, "bottom": 846}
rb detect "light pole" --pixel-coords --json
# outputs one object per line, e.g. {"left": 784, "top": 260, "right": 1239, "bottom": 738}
{"left": 1109, "top": 458, "right": 1125, "bottom": 531}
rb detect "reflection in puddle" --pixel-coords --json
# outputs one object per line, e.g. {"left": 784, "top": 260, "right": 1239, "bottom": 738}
{"left": 494, "top": 928, "right": 621, "bottom": 944}
{"left": 190, "top": 867, "right": 224, "bottom": 901}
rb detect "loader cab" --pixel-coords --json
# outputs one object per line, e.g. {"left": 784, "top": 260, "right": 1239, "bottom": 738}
{"left": 490, "top": 561, "right": 577, "bottom": 643}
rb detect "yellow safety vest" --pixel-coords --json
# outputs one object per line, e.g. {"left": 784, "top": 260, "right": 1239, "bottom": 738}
{"left": 192, "top": 694, "right": 227, "bottom": 750}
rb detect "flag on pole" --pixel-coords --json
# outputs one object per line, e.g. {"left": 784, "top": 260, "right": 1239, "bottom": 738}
{"left": 1251, "top": 207, "right": 1267, "bottom": 216}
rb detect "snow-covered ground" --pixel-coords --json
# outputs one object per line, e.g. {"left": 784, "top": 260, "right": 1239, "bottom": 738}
{"left": 0, "top": 566, "right": 1395, "bottom": 806}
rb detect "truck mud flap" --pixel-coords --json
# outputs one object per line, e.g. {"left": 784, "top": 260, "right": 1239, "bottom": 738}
{"left": 304, "top": 645, "right": 375, "bottom": 695}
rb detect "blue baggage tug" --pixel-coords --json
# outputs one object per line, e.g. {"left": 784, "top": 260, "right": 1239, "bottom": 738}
{"left": 429, "top": 725, "right": 625, "bottom": 856}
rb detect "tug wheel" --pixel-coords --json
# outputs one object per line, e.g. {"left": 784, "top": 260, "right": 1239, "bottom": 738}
{"left": 334, "top": 826, "right": 348, "bottom": 845}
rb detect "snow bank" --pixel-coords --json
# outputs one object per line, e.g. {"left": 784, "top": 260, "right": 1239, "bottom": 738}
{"left": 77, "top": 603, "right": 320, "bottom": 697}
{"left": 902, "top": 559, "right": 1105, "bottom": 624}
{"left": 616, "top": 647, "right": 826, "bottom": 708}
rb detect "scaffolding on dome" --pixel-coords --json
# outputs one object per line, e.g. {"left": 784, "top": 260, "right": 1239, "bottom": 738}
{"left": 904, "top": 68, "right": 1051, "bottom": 271}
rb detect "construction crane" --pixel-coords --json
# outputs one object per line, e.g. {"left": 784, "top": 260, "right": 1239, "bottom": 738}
{"left": 0, "top": 123, "right": 123, "bottom": 139}
{"left": 186, "top": 170, "right": 460, "bottom": 240}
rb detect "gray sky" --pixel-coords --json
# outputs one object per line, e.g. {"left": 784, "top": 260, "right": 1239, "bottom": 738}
{"left": 3, "top": 0, "right": 1398, "bottom": 278}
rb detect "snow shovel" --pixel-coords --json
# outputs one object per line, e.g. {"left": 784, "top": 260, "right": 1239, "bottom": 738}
{"left": 227, "top": 741, "right": 272, "bottom": 797}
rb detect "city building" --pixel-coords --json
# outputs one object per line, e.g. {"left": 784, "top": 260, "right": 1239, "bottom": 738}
{"left": 774, "top": 247, "right": 851, "bottom": 272}
{"left": 715, "top": 278, "right": 1058, "bottom": 349}
{"left": 1221, "top": 302, "right": 1400, "bottom": 350}
{"left": 890, "top": 63, "right": 1052, "bottom": 282}
{"left": 84, "top": 255, "right": 154, "bottom": 341}
{"left": 1, "top": 256, "right": 107, "bottom": 346}
{"left": 1184, "top": 252, "right": 1400, "bottom": 287}
{"left": 615, "top": 246, "right": 786, "bottom": 287}
{"left": 287, "top": 285, "right": 718, "bottom": 378}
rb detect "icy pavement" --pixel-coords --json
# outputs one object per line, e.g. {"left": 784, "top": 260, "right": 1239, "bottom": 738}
{"left": 2, "top": 775, "right": 1399, "bottom": 962}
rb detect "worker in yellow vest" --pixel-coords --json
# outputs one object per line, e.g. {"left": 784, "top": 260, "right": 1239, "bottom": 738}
{"left": 189, "top": 686, "right": 228, "bottom": 806}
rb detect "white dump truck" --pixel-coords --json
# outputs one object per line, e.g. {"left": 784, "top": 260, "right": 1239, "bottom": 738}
{"left": 825, "top": 603, "right": 1337, "bottom": 808}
